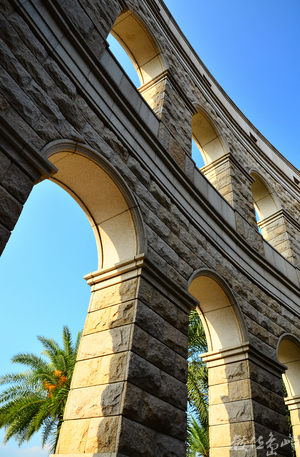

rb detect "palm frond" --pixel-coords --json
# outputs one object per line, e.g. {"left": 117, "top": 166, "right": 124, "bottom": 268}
{"left": 0, "top": 326, "right": 81, "bottom": 449}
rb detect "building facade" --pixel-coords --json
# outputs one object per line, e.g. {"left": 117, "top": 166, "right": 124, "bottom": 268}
{"left": 1, "top": 0, "right": 300, "bottom": 455}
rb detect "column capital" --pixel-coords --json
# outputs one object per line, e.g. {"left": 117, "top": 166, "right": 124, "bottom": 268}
{"left": 85, "top": 254, "right": 198, "bottom": 314}
{"left": 202, "top": 342, "right": 286, "bottom": 377}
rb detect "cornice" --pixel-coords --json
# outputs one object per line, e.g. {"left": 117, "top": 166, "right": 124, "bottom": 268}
{"left": 201, "top": 152, "right": 255, "bottom": 184}
{"left": 202, "top": 342, "right": 287, "bottom": 377}
{"left": 258, "top": 209, "right": 300, "bottom": 233}
{"left": 139, "top": 69, "right": 197, "bottom": 115}
{"left": 85, "top": 254, "right": 198, "bottom": 314}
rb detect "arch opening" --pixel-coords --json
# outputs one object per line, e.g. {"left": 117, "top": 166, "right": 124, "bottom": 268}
{"left": 188, "top": 273, "right": 246, "bottom": 352}
{"left": 278, "top": 336, "right": 300, "bottom": 398}
{"left": 192, "top": 109, "right": 226, "bottom": 167}
{"left": 251, "top": 172, "right": 280, "bottom": 222}
{"left": 110, "top": 10, "right": 166, "bottom": 86}
{"left": 45, "top": 141, "right": 145, "bottom": 271}
{"left": 277, "top": 335, "right": 300, "bottom": 454}
{"left": 187, "top": 271, "right": 248, "bottom": 455}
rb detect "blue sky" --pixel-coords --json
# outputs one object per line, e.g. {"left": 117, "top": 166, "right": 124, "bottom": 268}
{"left": 0, "top": 1, "right": 300, "bottom": 455}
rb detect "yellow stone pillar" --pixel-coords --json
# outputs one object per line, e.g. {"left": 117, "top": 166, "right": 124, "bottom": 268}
{"left": 258, "top": 209, "right": 300, "bottom": 267}
{"left": 51, "top": 255, "right": 193, "bottom": 456}
{"left": 285, "top": 396, "right": 300, "bottom": 456}
{"left": 201, "top": 153, "right": 264, "bottom": 254}
{"left": 202, "top": 344, "right": 291, "bottom": 457}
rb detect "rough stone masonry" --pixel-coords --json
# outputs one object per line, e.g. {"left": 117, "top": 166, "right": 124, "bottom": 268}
{"left": 1, "top": 0, "right": 300, "bottom": 456}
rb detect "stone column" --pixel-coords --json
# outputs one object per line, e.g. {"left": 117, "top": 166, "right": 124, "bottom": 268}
{"left": 285, "top": 396, "right": 300, "bottom": 456}
{"left": 258, "top": 209, "right": 300, "bottom": 267}
{"left": 201, "top": 153, "right": 264, "bottom": 254}
{"left": 53, "top": 255, "right": 195, "bottom": 457}
{"left": 139, "top": 70, "right": 194, "bottom": 170}
{"left": 202, "top": 344, "right": 291, "bottom": 457}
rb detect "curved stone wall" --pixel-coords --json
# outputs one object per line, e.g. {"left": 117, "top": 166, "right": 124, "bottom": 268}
{"left": 1, "top": 1, "right": 300, "bottom": 456}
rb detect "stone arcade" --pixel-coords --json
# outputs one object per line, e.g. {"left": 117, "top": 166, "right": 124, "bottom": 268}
{"left": 1, "top": 1, "right": 300, "bottom": 456}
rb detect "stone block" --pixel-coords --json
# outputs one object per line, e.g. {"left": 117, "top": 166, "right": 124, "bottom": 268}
{"left": 175, "top": 353, "right": 188, "bottom": 383}
{"left": 14, "top": 43, "right": 54, "bottom": 94}
{"left": 135, "top": 301, "right": 165, "bottom": 341}
{"left": 44, "top": 58, "right": 77, "bottom": 100}
{"left": 155, "top": 433, "right": 185, "bottom": 457}
{"left": 121, "top": 382, "right": 144, "bottom": 421}
{"left": 78, "top": 325, "right": 131, "bottom": 360}
{"left": 167, "top": 264, "right": 188, "bottom": 290}
{"left": 89, "top": 279, "right": 138, "bottom": 311}
{"left": 72, "top": 352, "right": 127, "bottom": 388}
{"left": 150, "top": 180, "right": 171, "bottom": 210}
{"left": 0, "top": 68, "right": 40, "bottom": 127}
{"left": 6, "top": 107, "right": 45, "bottom": 151}
{"left": 26, "top": 81, "right": 64, "bottom": 129}
{"left": 141, "top": 391, "right": 186, "bottom": 439}
{"left": 65, "top": 382, "right": 124, "bottom": 419}
{"left": 118, "top": 417, "right": 156, "bottom": 457}
{"left": 131, "top": 325, "right": 148, "bottom": 358}
{"left": 0, "top": 37, "right": 31, "bottom": 89}
{"left": 56, "top": 419, "right": 90, "bottom": 454}
{"left": 136, "top": 181, "right": 160, "bottom": 213}
{"left": 85, "top": 416, "right": 119, "bottom": 453}
{"left": 159, "top": 206, "right": 180, "bottom": 235}
{"left": 147, "top": 246, "right": 168, "bottom": 274}
{"left": 34, "top": 114, "right": 61, "bottom": 143}
{"left": 210, "top": 421, "right": 254, "bottom": 448}
{"left": 0, "top": 0, "right": 14, "bottom": 16}
{"left": 0, "top": 14, "right": 21, "bottom": 53}
{"left": 138, "top": 277, "right": 153, "bottom": 304}
{"left": 160, "top": 371, "right": 187, "bottom": 410}
{"left": 60, "top": 0, "right": 94, "bottom": 40}
{"left": 147, "top": 335, "right": 176, "bottom": 375}
{"left": 103, "top": 128, "right": 129, "bottom": 162}
{"left": 151, "top": 288, "right": 177, "bottom": 326}
{"left": 164, "top": 321, "right": 188, "bottom": 358}
{"left": 127, "top": 156, "right": 150, "bottom": 187}
{"left": 210, "top": 399, "right": 252, "bottom": 426}
{"left": 128, "top": 352, "right": 161, "bottom": 396}
{"left": 8, "top": 12, "right": 47, "bottom": 61}
{"left": 210, "top": 379, "right": 250, "bottom": 405}
{"left": 0, "top": 222, "right": 10, "bottom": 254}
{"left": 147, "top": 210, "right": 171, "bottom": 241}
{"left": 52, "top": 88, "right": 86, "bottom": 132}
{"left": 0, "top": 184, "right": 22, "bottom": 230}
{"left": 0, "top": 150, "right": 10, "bottom": 181}
{"left": 176, "top": 308, "right": 189, "bottom": 334}
{"left": 1, "top": 164, "right": 33, "bottom": 204}
{"left": 156, "top": 237, "right": 179, "bottom": 268}
{"left": 84, "top": 301, "right": 135, "bottom": 335}
{"left": 209, "top": 361, "right": 248, "bottom": 386}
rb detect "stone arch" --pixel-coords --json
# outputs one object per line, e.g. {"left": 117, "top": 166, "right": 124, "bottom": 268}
{"left": 277, "top": 333, "right": 300, "bottom": 454}
{"left": 188, "top": 269, "right": 250, "bottom": 455}
{"left": 42, "top": 140, "right": 146, "bottom": 270}
{"left": 250, "top": 170, "right": 281, "bottom": 221}
{"left": 110, "top": 9, "right": 166, "bottom": 85}
{"left": 192, "top": 106, "right": 228, "bottom": 166}
{"left": 277, "top": 333, "right": 300, "bottom": 397}
{"left": 188, "top": 268, "right": 247, "bottom": 352}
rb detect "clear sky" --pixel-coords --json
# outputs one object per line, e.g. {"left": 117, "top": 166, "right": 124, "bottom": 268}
{"left": 0, "top": 1, "right": 299, "bottom": 455}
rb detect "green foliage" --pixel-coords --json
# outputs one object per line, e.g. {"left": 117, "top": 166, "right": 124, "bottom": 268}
{"left": 0, "top": 326, "right": 81, "bottom": 453}
{"left": 187, "top": 310, "right": 209, "bottom": 457}
{"left": 282, "top": 379, "right": 296, "bottom": 457}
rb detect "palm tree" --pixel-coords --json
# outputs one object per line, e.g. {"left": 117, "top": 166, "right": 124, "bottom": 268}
{"left": 187, "top": 309, "right": 209, "bottom": 457}
{"left": 0, "top": 326, "right": 81, "bottom": 453}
